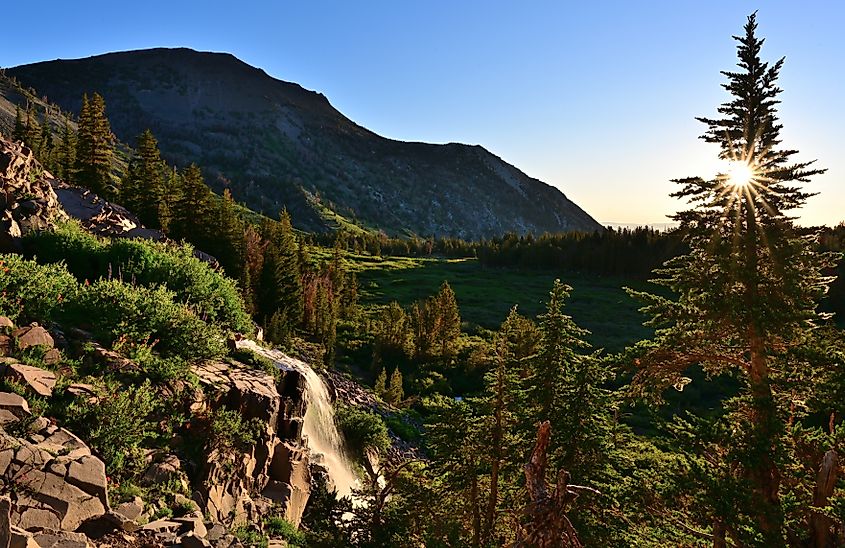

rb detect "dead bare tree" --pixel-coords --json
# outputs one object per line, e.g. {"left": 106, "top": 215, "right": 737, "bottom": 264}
{"left": 512, "top": 421, "right": 599, "bottom": 547}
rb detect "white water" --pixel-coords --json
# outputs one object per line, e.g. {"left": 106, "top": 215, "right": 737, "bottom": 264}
{"left": 236, "top": 340, "right": 360, "bottom": 498}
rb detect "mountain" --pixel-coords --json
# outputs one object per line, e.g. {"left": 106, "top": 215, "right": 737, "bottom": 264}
{"left": 6, "top": 48, "right": 603, "bottom": 239}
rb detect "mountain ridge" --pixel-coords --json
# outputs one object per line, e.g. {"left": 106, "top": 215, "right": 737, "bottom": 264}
{"left": 6, "top": 48, "right": 604, "bottom": 239}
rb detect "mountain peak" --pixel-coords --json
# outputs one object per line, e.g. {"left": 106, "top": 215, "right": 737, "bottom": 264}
{"left": 7, "top": 48, "right": 602, "bottom": 238}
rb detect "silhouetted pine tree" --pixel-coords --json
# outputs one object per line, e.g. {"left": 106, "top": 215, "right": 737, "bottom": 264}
{"left": 57, "top": 117, "right": 76, "bottom": 182}
{"left": 628, "top": 13, "right": 841, "bottom": 544}
{"left": 75, "top": 93, "right": 114, "bottom": 197}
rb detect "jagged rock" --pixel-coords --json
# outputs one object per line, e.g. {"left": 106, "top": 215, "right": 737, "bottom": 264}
{"left": 84, "top": 343, "right": 137, "bottom": 375}
{"left": 1, "top": 496, "right": 10, "bottom": 548}
{"left": 141, "top": 454, "right": 189, "bottom": 492}
{"left": 0, "top": 317, "right": 13, "bottom": 330}
{"left": 0, "top": 337, "right": 11, "bottom": 357}
{"left": 64, "top": 384, "right": 98, "bottom": 405}
{"left": 3, "top": 363, "right": 57, "bottom": 398}
{"left": 9, "top": 526, "right": 38, "bottom": 548}
{"left": 10, "top": 326, "right": 54, "bottom": 352}
{"left": 193, "top": 358, "right": 310, "bottom": 527}
{"left": 180, "top": 532, "right": 212, "bottom": 548}
{"left": 173, "top": 517, "right": 206, "bottom": 538}
{"left": 31, "top": 529, "right": 91, "bottom": 548}
{"left": 0, "top": 139, "right": 67, "bottom": 252}
{"left": 41, "top": 349, "right": 61, "bottom": 367}
{"left": 204, "top": 524, "right": 226, "bottom": 543}
{"left": 113, "top": 497, "right": 144, "bottom": 523}
{"left": 2, "top": 423, "right": 108, "bottom": 533}
{"left": 0, "top": 392, "right": 30, "bottom": 426}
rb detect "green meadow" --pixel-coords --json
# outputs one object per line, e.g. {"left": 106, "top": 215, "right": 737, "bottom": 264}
{"left": 342, "top": 253, "right": 656, "bottom": 353}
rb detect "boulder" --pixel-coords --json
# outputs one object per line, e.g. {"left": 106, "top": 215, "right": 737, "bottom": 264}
{"left": 0, "top": 393, "right": 30, "bottom": 426}
{"left": 30, "top": 529, "right": 91, "bottom": 548}
{"left": 8, "top": 526, "right": 38, "bottom": 548}
{"left": 181, "top": 532, "right": 212, "bottom": 548}
{"left": 64, "top": 385, "right": 98, "bottom": 405}
{"left": 0, "top": 317, "right": 13, "bottom": 330}
{"left": 1, "top": 424, "right": 108, "bottom": 534}
{"left": 112, "top": 497, "right": 144, "bottom": 523}
{"left": 1, "top": 496, "right": 10, "bottom": 548}
{"left": 0, "top": 336, "right": 12, "bottom": 357}
{"left": 0, "top": 138, "right": 67, "bottom": 252}
{"left": 141, "top": 454, "right": 189, "bottom": 492}
{"left": 4, "top": 364, "right": 57, "bottom": 398}
{"left": 10, "top": 326, "right": 54, "bottom": 351}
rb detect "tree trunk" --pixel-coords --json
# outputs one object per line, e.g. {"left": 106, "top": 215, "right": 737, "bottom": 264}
{"left": 712, "top": 519, "right": 726, "bottom": 548}
{"left": 747, "top": 332, "right": 782, "bottom": 539}
{"left": 471, "top": 472, "right": 481, "bottom": 548}
{"left": 809, "top": 450, "right": 839, "bottom": 548}
{"left": 483, "top": 361, "right": 505, "bottom": 544}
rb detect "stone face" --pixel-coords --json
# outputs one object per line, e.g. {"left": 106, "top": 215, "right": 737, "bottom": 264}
{"left": 8, "top": 526, "right": 38, "bottom": 548}
{"left": 0, "top": 139, "right": 68, "bottom": 252}
{"left": 192, "top": 356, "right": 310, "bottom": 527}
{"left": 0, "top": 496, "right": 10, "bottom": 548}
{"left": 4, "top": 363, "right": 57, "bottom": 398}
{"left": 2, "top": 423, "right": 108, "bottom": 535}
{"left": 10, "top": 326, "right": 54, "bottom": 351}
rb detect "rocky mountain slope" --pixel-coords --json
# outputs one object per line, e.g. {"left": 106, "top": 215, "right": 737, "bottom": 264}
{"left": 5, "top": 48, "right": 603, "bottom": 239}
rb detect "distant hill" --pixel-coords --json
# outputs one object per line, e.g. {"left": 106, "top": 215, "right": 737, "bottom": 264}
{"left": 6, "top": 48, "right": 603, "bottom": 239}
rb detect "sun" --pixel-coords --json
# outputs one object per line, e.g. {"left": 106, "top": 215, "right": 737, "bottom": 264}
{"left": 724, "top": 160, "right": 756, "bottom": 190}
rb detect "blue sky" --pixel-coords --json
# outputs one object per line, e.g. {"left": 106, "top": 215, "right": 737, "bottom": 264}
{"left": 3, "top": 1, "right": 843, "bottom": 226}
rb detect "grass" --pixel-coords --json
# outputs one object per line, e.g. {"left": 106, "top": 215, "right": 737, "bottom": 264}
{"left": 346, "top": 254, "right": 657, "bottom": 353}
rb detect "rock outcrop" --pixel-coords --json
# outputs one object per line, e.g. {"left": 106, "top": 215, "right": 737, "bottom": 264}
{"left": 192, "top": 359, "right": 311, "bottom": 527}
{"left": 0, "top": 138, "right": 67, "bottom": 252}
{"left": 0, "top": 416, "right": 109, "bottom": 533}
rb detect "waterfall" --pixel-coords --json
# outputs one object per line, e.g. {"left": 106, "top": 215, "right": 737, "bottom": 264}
{"left": 236, "top": 340, "right": 360, "bottom": 498}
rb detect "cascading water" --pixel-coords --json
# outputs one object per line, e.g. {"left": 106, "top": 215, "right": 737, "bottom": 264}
{"left": 237, "top": 340, "right": 360, "bottom": 497}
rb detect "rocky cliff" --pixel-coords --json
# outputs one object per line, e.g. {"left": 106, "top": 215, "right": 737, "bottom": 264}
{"left": 6, "top": 49, "right": 604, "bottom": 239}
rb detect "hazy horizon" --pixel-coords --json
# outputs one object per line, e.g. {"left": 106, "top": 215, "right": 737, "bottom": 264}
{"left": 3, "top": 0, "right": 843, "bottom": 227}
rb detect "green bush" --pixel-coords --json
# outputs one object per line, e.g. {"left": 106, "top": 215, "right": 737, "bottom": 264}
{"left": 64, "top": 279, "right": 226, "bottom": 360}
{"left": 335, "top": 405, "right": 391, "bottom": 461}
{"left": 0, "top": 253, "right": 77, "bottom": 323}
{"left": 65, "top": 380, "right": 159, "bottom": 476}
{"left": 25, "top": 222, "right": 253, "bottom": 333}
{"left": 265, "top": 516, "right": 306, "bottom": 545}
{"left": 232, "top": 525, "right": 268, "bottom": 548}
{"left": 207, "top": 407, "right": 263, "bottom": 455}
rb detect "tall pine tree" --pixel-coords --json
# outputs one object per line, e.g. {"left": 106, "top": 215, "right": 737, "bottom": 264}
{"left": 75, "top": 93, "right": 114, "bottom": 197}
{"left": 629, "top": 13, "right": 841, "bottom": 543}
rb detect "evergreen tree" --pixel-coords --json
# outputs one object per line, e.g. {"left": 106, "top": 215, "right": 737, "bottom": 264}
{"left": 374, "top": 368, "right": 387, "bottom": 399}
{"left": 23, "top": 104, "right": 40, "bottom": 151}
{"left": 12, "top": 105, "right": 25, "bottom": 143}
{"left": 435, "top": 281, "right": 461, "bottom": 358}
{"left": 213, "top": 188, "right": 245, "bottom": 277}
{"left": 387, "top": 368, "right": 404, "bottom": 405}
{"left": 122, "top": 129, "right": 169, "bottom": 229}
{"left": 172, "top": 163, "right": 214, "bottom": 241}
{"left": 629, "top": 13, "right": 841, "bottom": 543}
{"left": 57, "top": 117, "right": 76, "bottom": 182}
{"left": 75, "top": 93, "right": 114, "bottom": 197}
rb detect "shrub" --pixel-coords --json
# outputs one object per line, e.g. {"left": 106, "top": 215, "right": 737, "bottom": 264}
{"left": 232, "top": 525, "right": 268, "bottom": 548}
{"left": 0, "top": 254, "right": 77, "bottom": 323}
{"left": 207, "top": 407, "right": 263, "bottom": 456}
{"left": 335, "top": 405, "right": 391, "bottom": 461}
{"left": 25, "top": 222, "right": 253, "bottom": 333}
{"left": 265, "top": 516, "right": 306, "bottom": 545}
{"left": 65, "top": 380, "right": 158, "bottom": 476}
{"left": 64, "top": 279, "right": 226, "bottom": 360}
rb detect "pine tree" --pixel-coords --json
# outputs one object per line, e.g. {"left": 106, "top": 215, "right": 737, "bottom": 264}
{"left": 435, "top": 281, "right": 461, "bottom": 358}
{"left": 23, "top": 104, "right": 40, "bottom": 151}
{"left": 214, "top": 188, "right": 245, "bottom": 277}
{"left": 374, "top": 368, "right": 387, "bottom": 399}
{"left": 629, "top": 13, "right": 841, "bottom": 542}
{"left": 172, "top": 163, "right": 214, "bottom": 242}
{"left": 122, "top": 129, "right": 170, "bottom": 229}
{"left": 387, "top": 368, "right": 404, "bottom": 405}
{"left": 12, "top": 106, "right": 25, "bottom": 143}
{"left": 57, "top": 117, "right": 76, "bottom": 182}
{"left": 75, "top": 93, "right": 114, "bottom": 197}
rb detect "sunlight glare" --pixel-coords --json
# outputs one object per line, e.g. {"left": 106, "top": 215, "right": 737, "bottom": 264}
{"left": 724, "top": 161, "right": 756, "bottom": 190}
